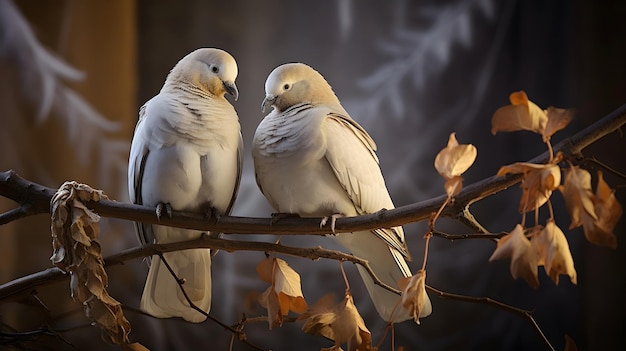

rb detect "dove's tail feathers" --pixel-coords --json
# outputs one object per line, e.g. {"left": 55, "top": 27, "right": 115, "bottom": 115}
{"left": 336, "top": 230, "right": 432, "bottom": 322}
{"left": 355, "top": 246, "right": 433, "bottom": 322}
{"left": 140, "top": 249, "right": 212, "bottom": 323}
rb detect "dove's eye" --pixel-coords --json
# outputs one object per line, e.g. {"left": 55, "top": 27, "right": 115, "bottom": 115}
{"left": 211, "top": 66, "right": 219, "bottom": 73}
{"left": 283, "top": 84, "right": 290, "bottom": 90}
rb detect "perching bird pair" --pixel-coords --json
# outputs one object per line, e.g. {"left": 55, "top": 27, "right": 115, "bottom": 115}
{"left": 128, "top": 48, "right": 432, "bottom": 323}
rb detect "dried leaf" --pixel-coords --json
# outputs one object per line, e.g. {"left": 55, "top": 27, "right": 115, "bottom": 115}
{"left": 564, "top": 334, "right": 578, "bottom": 351}
{"left": 256, "top": 258, "right": 307, "bottom": 328}
{"left": 543, "top": 107, "right": 574, "bottom": 142}
{"left": 50, "top": 181, "right": 134, "bottom": 346}
{"left": 122, "top": 343, "right": 150, "bottom": 351}
{"left": 398, "top": 269, "right": 429, "bottom": 325}
{"left": 560, "top": 166, "right": 597, "bottom": 228}
{"left": 259, "top": 285, "right": 283, "bottom": 329}
{"left": 498, "top": 162, "right": 561, "bottom": 213}
{"left": 300, "top": 293, "right": 373, "bottom": 351}
{"left": 489, "top": 224, "right": 540, "bottom": 288}
{"left": 434, "top": 133, "right": 476, "bottom": 197}
{"left": 434, "top": 133, "right": 477, "bottom": 179}
{"left": 594, "top": 171, "right": 623, "bottom": 234}
{"left": 580, "top": 171, "right": 622, "bottom": 248}
{"left": 532, "top": 220, "right": 577, "bottom": 285}
{"left": 491, "top": 91, "right": 548, "bottom": 135}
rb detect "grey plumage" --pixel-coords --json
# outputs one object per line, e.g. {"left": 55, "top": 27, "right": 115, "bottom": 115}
{"left": 252, "top": 63, "right": 432, "bottom": 322}
{"left": 128, "top": 48, "right": 242, "bottom": 322}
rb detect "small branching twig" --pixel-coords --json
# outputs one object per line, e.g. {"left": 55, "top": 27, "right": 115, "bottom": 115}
{"left": 426, "top": 285, "right": 555, "bottom": 351}
{"left": 157, "top": 253, "right": 266, "bottom": 351}
{"left": 0, "top": 237, "right": 400, "bottom": 302}
{"left": 432, "top": 230, "right": 507, "bottom": 241}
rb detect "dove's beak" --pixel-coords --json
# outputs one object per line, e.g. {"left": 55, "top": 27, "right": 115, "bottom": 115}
{"left": 261, "top": 95, "right": 276, "bottom": 113}
{"left": 223, "top": 81, "right": 239, "bottom": 101}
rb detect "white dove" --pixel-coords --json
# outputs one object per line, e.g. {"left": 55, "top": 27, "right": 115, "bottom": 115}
{"left": 252, "top": 63, "right": 432, "bottom": 322}
{"left": 128, "top": 48, "right": 242, "bottom": 323}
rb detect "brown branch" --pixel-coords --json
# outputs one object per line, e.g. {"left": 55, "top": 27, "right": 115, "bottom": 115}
{"left": 426, "top": 285, "right": 555, "bottom": 351}
{"left": 0, "top": 236, "right": 399, "bottom": 302}
{"left": 2, "top": 104, "right": 624, "bottom": 235}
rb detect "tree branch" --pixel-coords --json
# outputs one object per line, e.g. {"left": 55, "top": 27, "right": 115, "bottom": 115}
{"left": 426, "top": 285, "right": 554, "bottom": 351}
{"left": 0, "top": 236, "right": 400, "bottom": 302}
{"left": 1, "top": 105, "right": 624, "bottom": 236}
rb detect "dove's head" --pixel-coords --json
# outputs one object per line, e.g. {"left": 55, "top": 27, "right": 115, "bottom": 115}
{"left": 262, "top": 63, "right": 341, "bottom": 113}
{"left": 165, "top": 48, "right": 239, "bottom": 101}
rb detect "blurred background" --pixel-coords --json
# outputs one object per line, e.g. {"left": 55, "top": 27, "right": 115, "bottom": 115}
{"left": 1, "top": 0, "right": 625, "bottom": 350}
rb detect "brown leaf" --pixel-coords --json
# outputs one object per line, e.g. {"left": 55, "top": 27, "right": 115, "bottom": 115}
{"left": 258, "top": 286, "right": 283, "bottom": 329}
{"left": 498, "top": 162, "right": 561, "bottom": 213}
{"left": 301, "top": 293, "right": 374, "bottom": 351}
{"left": 434, "top": 133, "right": 477, "bottom": 179}
{"left": 564, "top": 334, "right": 578, "bottom": 351}
{"left": 256, "top": 258, "right": 308, "bottom": 328}
{"left": 434, "top": 133, "right": 476, "bottom": 197}
{"left": 542, "top": 106, "right": 574, "bottom": 142}
{"left": 491, "top": 91, "right": 548, "bottom": 135}
{"left": 489, "top": 224, "right": 540, "bottom": 288}
{"left": 50, "top": 181, "right": 132, "bottom": 345}
{"left": 531, "top": 220, "right": 577, "bottom": 285}
{"left": 580, "top": 171, "right": 622, "bottom": 248}
{"left": 594, "top": 171, "right": 623, "bottom": 234}
{"left": 560, "top": 166, "right": 597, "bottom": 229}
{"left": 398, "top": 270, "right": 429, "bottom": 325}
{"left": 122, "top": 343, "right": 150, "bottom": 351}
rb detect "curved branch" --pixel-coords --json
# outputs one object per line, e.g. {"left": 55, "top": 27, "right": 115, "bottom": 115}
{"left": 426, "top": 285, "right": 554, "bottom": 351}
{"left": 0, "top": 236, "right": 399, "bottom": 302}
{"left": 1, "top": 104, "right": 624, "bottom": 235}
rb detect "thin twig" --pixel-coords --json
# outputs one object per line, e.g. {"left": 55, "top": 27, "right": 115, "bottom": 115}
{"left": 0, "top": 238, "right": 401, "bottom": 302}
{"left": 156, "top": 253, "right": 266, "bottom": 351}
{"left": 426, "top": 285, "right": 555, "bottom": 351}
{"left": 584, "top": 156, "right": 626, "bottom": 180}
{"left": 431, "top": 230, "right": 507, "bottom": 241}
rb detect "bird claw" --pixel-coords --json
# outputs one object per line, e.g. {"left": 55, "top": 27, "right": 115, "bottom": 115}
{"left": 270, "top": 212, "right": 300, "bottom": 224}
{"left": 320, "top": 214, "right": 344, "bottom": 234}
{"left": 155, "top": 202, "right": 173, "bottom": 221}
{"left": 204, "top": 206, "right": 221, "bottom": 221}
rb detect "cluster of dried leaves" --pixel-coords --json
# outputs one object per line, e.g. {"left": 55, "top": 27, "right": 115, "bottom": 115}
{"left": 255, "top": 257, "right": 377, "bottom": 350}
{"left": 487, "top": 91, "right": 622, "bottom": 287}
{"left": 50, "top": 181, "right": 146, "bottom": 350}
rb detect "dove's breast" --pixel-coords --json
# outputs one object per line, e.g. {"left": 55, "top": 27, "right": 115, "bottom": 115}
{"left": 253, "top": 107, "right": 357, "bottom": 217}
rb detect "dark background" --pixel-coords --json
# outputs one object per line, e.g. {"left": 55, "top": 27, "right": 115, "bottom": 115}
{"left": 1, "top": 0, "right": 625, "bottom": 350}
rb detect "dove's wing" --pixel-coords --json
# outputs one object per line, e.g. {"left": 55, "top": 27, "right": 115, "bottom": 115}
{"left": 322, "top": 112, "right": 409, "bottom": 258}
{"left": 226, "top": 133, "right": 243, "bottom": 216}
{"left": 128, "top": 102, "right": 155, "bottom": 247}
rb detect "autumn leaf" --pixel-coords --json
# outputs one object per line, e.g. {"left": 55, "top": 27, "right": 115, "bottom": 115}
{"left": 497, "top": 162, "right": 561, "bottom": 213}
{"left": 50, "top": 181, "right": 142, "bottom": 348}
{"left": 543, "top": 106, "right": 574, "bottom": 142}
{"left": 256, "top": 257, "right": 307, "bottom": 329}
{"left": 531, "top": 220, "right": 577, "bottom": 285}
{"left": 564, "top": 334, "right": 578, "bottom": 351}
{"left": 491, "top": 91, "right": 548, "bottom": 135}
{"left": 560, "top": 168, "right": 621, "bottom": 248}
{"left": 434, "top": 132, "right": 477, "bottom": 196}
{"left": 398, "top": 270, "right": 429, "bottom": 325}
{"left": 581, "top": 171, "right": 622, "bottom": 248}
{"left": 560, "top": 166, "right": 597, "bottom": 228}
{"left": 300, "top": 293, "right": 374, "bottom": 351}
{"left": 489, "top": 224, "right": 540, "bottom": 288}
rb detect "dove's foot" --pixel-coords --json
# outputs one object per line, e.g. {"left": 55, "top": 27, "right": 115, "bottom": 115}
{"left": 202, "top": 205, "right": 221, "bottom": 221}
{"left": 270, "top": 212, "right": 300, "bottom": 224}
{"left": 155, "top": 202, "right": 173, "bottom": 221}
{"left": 320, "top": 213, "right": 344, "bottom": 234}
